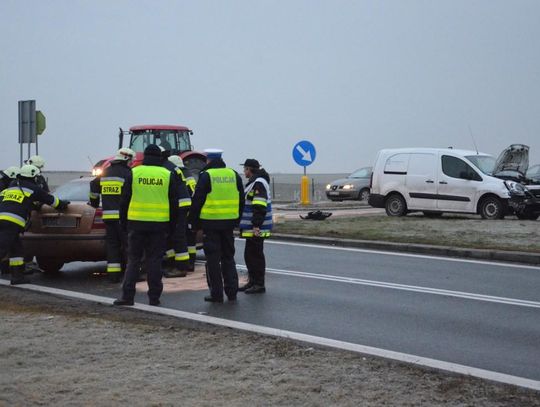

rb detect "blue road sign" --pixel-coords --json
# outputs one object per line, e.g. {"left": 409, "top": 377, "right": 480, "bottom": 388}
{"left": 292, "top": 140, "right": 316, "bottom": 167}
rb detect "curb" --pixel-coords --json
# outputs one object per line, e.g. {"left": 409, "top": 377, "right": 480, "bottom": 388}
{"left": 272, "top": 233, "right": 540, "bottom": 266}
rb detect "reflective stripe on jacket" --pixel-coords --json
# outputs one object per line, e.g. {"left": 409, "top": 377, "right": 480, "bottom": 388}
{"left": 127, "top": 166, "right": 171, "bottom": 222}
{"left": 200, "top": 168, "right": 240, "bottom": 220}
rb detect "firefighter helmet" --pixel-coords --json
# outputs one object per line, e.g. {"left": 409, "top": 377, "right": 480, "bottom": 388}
{"left": 19, "top": 164, "right": 41, "bottom": 178}
{"left": 26, "top": 155, "right": 45, "bottom": 169}
{"left": 115, "top": 147, "right": 135, "bottom": 161}
{"left": 168, "top": 155, "right": 184, "bottom": 168}
{"left": 4, "top": 166, "right": 20, "bottom": 179}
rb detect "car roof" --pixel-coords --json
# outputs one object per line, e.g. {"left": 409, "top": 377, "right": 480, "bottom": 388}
{"left": 378, "top": 147, "right": 489, "bottom": 157}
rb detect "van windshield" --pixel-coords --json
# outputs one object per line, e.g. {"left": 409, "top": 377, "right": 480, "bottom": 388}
{"left": 465, "top": 155, "right": 496, "bottom": 175}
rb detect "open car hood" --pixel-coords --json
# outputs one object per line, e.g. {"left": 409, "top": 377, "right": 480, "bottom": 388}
{"left": 492, "top": 144, "right": 529, "bottom": 178}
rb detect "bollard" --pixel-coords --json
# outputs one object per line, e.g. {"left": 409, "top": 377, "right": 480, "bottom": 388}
{"left": 301, "top": 175, "right": 310, "bottom": 205}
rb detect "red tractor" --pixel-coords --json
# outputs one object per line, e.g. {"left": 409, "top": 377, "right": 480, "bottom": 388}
{"left": 92, "top": 124, "right": 207, "bottom": 177}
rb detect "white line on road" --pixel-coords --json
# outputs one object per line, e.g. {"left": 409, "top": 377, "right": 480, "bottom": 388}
{"left": 2, "top": 279, "right": 539, "bottom": 392}
{"left": 265, "top": 240, "right": 540, "bottom": 270}
{"left": 236, "top": 264, "right": 540, "bottom": 309}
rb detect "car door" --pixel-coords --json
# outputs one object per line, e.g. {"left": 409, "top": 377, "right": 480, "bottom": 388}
{"left": 436, "top": 154, "right": 481, "bottom": 212}
{"left": 405, "top": 153, "right": 438, "bottom": 210}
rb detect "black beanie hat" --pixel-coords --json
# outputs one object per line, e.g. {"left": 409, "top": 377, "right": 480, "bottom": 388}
{"left": 144, "top": 144, "right": 162, "bottom": 157}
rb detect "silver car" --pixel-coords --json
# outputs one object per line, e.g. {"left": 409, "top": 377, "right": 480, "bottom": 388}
{"left": 325, "top": 167, "right": 372, "bottom": 202}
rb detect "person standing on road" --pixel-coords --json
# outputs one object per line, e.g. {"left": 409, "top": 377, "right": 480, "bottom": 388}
{"left": 189, "top": 149, "right": 244, "bottom": 303}
{"left": 114, "top": 144, "right": 179, "bottom": 307}
{"left": 168, "top": 155, "right": 198, "bottom": 271}
{"left": 238, "top": 159, "right": 273, "bottom": 294}
{"left": 160, "top": 147, "right": 191, "bottom": 278}
{"left": 89, "top": 148, "right": 135, "bottom": 282}
{"left": 0, "top": 165, "right": 69, "bottom": 285}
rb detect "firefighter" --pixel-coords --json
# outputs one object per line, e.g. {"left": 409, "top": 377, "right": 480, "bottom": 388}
{"left": 114, "top": 144, "right": 179, "bottom": 306}
{"left": 0, "top": 166, "right": 19, "bottom": 275}
{"left": 168, "top": 155, "right": 197, "bottom": 271}
{"left": 25, "top": 155, "right": 50, "bottom": 192}
{"left": 160, "top": 148, "right": 191, "bottom": 278}
{"left": 238, "top": 159, "right": 273, "bottom": 294}
{"left": 0, "top": 164, "right": 69, "bottom": 284}
{"left": 189, "top": 149, "right": 244, "bottom": 303}
{"left": 0, "top": 166, "right": 19, "bottom": 193}
{"left": 89, "top": 148, "right": 135, "bottom": 282}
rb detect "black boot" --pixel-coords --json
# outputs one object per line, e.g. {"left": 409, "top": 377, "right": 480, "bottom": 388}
{"left": 10, "top": 265, "right": 30, "bottom": 285}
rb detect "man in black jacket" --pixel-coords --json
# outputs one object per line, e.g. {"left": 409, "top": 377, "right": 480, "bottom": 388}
{"left": 114, "top": 145, "right": 179, "bottom": 306}
{"left": 0, "top": 165, "right": 69, "bottom": 284}
{"left": 189, "top": 149, "right": 244, "bottom": 303}
{"left": 89, "top": 148, "right": 135, "bottom": 282}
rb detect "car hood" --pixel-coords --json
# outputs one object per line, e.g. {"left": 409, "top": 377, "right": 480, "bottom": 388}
{"left": 329, "top": 178, "right": 364, "bottom": 186}
{"left": 492, "top": 144, "right": 529, "bottom": 177}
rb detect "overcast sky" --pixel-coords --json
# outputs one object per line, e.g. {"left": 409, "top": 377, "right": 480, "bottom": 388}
{"left": 1, "top": 0, "right": 539, "bottom": 173}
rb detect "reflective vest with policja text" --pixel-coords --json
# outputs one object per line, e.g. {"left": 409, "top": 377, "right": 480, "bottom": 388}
{"left": 127, "top": 166, "right": 171, "bottom": 222}
{"left": 200, "top": 168, "right": 240, "bottom": 220}
{"left": 239, "top": 177, "right": 273, "bottom": 238}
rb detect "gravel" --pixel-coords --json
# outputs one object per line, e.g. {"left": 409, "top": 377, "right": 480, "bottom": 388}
{"left": 1, "top": 286, "right": 539, "bottom": 406}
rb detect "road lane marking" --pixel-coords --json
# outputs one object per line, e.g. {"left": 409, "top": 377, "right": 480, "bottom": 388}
{"left": 264, "top": 240, "right": 540, "bottom": 270}
{"left": 2, "top": 279, "right": 539, "bottom": 391}
{"left": 236, "top": 264, "right": 540, "bottom": 309}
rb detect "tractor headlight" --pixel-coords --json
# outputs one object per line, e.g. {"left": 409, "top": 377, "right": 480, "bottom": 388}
{"left": 92, "top": 168, "right": 103, "bottom": 177}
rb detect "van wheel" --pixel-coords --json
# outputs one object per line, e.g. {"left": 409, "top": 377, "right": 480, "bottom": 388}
{"left": 358, "top": 188, "right": 370, "bottom": 201}
{"left": 36, "top": 257, "right": 64, "bottom": 274}
{"left": 479, "top": 197, "right": 504, "bottom": 220}
{"left": 385, "top": 194, "right": 407, "bottom": 217}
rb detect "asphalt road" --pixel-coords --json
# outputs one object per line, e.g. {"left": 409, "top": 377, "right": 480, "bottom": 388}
{"left": 3, "top": 239, "right": 540, "bottom": 383}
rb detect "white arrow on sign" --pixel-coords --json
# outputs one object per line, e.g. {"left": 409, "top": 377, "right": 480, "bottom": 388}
{"left": 296, "top": 145, "right": 312, "bottom": 162}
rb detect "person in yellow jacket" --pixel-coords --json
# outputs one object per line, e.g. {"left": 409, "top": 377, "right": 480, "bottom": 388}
{"left": 113, "top": 144, "right": 179, "bottom": 307}
{"left": 188, "top": 149, "right": 245, "bottom": 303}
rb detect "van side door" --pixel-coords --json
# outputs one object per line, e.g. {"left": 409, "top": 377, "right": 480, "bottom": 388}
{"left": 405, "top": 153, "right": 438, "bottom": 210}
{"left": 436, "top": 154, "right": 482, "bottom": 212}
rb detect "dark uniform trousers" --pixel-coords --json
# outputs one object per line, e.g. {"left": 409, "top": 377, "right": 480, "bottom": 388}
{"left": 203, "top": 228, "right": 238, "bottom": 300}
{"left": 0, "top": 222, "right": 24, "bottom": 275}
{"left": 105, "top": 221, "right": 127, "bottom": 273}
{"left": 122, "top": 229, "right": 166, "bottom": 302}
{"left": 244, "top": 237, "right": 266, "bottom": 286}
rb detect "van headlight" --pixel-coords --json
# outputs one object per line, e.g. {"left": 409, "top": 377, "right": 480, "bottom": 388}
{"left": 504, "top": 180, "right": 525, "bottom": 196}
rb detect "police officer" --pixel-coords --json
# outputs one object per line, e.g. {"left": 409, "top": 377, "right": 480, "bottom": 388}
{"left": 0, "top": 167, "right": 19, "bottom": 193}
{"left": 160, "top": 148, "right": 191, "bottom": 278}
{"left": 25, "top": 155, "right": 50, "bottom": 192}
{"left": 89, "top": 148, "right": 135, "bottom": 282}
{"left": 189, "top": 149, "right": 244, "bottom": 303}
{"left": 238, "top": 159, "right": 273, "bottom": 294}
{"left": 114, "top": 144, "right": 179, "bottom": 306}
{"left": 168, "top": 155, "right": 197, "bottom": 271}
{"left": 0, "top": 165, "right": 69, "bottom": 284}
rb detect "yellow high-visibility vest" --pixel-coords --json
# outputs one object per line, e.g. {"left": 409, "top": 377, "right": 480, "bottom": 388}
{"left": 200, "top": 168, "right": 239, "bottom": 220}
{"left": 127, "top": 166, "right": 171, "bottom": 222}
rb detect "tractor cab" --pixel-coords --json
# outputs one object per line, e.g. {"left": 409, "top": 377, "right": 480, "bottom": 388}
{"left": 93, "top": 124, "right": 207, "bottom": 178}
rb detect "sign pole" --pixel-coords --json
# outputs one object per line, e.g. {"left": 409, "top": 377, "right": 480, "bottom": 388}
{"left": 292, "top": 139, "right": 316, "bottom": 206}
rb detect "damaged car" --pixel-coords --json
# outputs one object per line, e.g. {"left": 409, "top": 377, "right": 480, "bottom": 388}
{"left": 492, "top": 144, "right": 540, "bottom": 220}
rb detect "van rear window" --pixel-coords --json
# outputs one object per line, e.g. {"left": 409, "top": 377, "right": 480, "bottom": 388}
{"left": 384, "top": 153, "right": 409, "bottom": 174}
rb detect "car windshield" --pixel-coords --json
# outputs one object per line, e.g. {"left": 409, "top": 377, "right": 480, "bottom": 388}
{"left": 130, "top": 130, "right": 191, "bottom": 153}
{"left": 465, "top": 155, "right": 496, "bottom": 175}
{"left": 348, "top": 167, "right": 372, "bottom": 178}
{"left": 54, "top": 179, "right": 91, "bottom": 201}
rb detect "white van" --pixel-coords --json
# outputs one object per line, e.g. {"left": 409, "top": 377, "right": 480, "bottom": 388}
{"left": 368, "top": 148, "right": 527, "bottom": 219}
